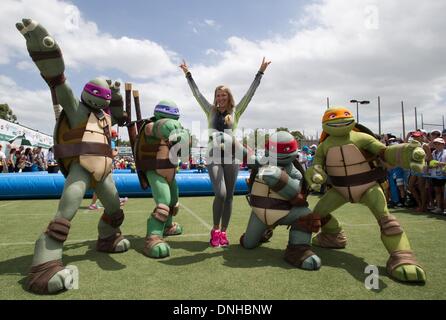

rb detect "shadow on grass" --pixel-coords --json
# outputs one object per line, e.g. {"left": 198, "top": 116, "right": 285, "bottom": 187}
{"left": 163, "top": 240, "right": 425, "bottom": 291}
{"left": 0, "top": 235, "right": 144, "bottom": 294}
{"left": 390, "top": 207, "right": 446, "bottom": 221}
{"left": 158, "top": 241, "right": 293, "bottom": 269}
{"left": 312, "top": 247, "right": 388, "bottom": 292}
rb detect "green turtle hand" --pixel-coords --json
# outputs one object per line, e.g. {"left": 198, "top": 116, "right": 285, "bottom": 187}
{"left": 106, "top": 80, "right": 122, "bottom": 101}
{"left": 16, "top": 18, "right": 64, "bottom": 77}
{"left": 258, "top": 165, "right": 282, "bottom": 187}
{"left": 169, "top": 129, "right": 189, "bottom": 145}
{"left": 305, "top": 164, "right": 327, "bottom": 191}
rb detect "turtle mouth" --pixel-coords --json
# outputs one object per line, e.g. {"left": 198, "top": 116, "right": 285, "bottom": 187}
{"left": 326, "top": 120, "right": 354, "bottom": 127}
{"left": 274, "top": 154, "right": 294, "bottom": 164}
{"left": 87, "top": 99, "right": 102, "bottom": 108}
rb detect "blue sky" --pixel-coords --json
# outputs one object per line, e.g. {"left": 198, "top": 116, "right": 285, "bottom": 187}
{"left": 1, "top": 0, "right": 445, "bottom": 140}
{"left": 75, "top": 0, "right": 307, "bottom": 64}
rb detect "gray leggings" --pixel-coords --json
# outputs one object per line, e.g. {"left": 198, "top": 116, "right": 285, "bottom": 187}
{"left": 207, "top": 163, "right": 239, "bottom": 229}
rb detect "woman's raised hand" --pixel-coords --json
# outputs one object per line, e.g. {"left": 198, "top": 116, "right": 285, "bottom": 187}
{"left": 179, "top": 59, "right": 189, "bottom": 75}
{"left": 259, "top": 57, "right": 271, "bottom": 73}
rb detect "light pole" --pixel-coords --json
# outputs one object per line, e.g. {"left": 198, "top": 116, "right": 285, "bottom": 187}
{"left": 350, "top": 99, "right": 370, "bottom": 123}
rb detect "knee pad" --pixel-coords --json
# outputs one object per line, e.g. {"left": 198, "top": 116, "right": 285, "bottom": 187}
{"left": 101, "top": 209, "right": 124, "bottom": 228}
{"left": 170, "top": 203, "right": 179, "bottom": 216}
{"left": 151, "top": 204, "right": 170, "bottom": 223}
{"left": 378, "top": 214, "right": 403, "bottom": 236}
{"left": 45, "top": 218, "right": 71, "bottom": 242}
{"left": 320, "top": 213, "right": 332, "bottom": 227}
{"left": 291, "top": 213, "right": 321, "bottom": 233}
{"left": 239, "top": 233, "right": 246, "bottom": 248}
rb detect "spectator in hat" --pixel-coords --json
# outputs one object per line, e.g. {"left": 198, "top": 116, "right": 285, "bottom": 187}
{"left": 429, "top": 137, "right": 446, "bottom": 214}
{"left": 0, "top": 145, "right": 7, "bottom": 173}
{"left": 407, "top": 131, "right": 431, "bottom": 212}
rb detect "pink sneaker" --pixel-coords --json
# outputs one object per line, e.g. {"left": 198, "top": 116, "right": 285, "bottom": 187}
{"left": 119, "top": 197, "right": 128, "bottom": 206}
{"left": 210, "top": 229, "right": 221, "bottom": 247}
{"left": 88, "top": 204, "right": 98, "bottom": 210}
{"left": 220, "top": 231, "right": 229, "bottom": 247}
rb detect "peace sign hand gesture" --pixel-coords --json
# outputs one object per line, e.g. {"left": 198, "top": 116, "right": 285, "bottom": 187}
{"left": 259, "top": 57, "right": 271, "bottom": 73}
{"left": 179, "top": 59, "right": 190, "bottom": 75}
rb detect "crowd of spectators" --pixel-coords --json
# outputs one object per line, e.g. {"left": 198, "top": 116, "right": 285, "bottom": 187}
{"left": 2, "top": 128, "right": 445, "bottom": 215}
{"left": 384, "top": 128, "right": 446, "bottom": 215}
{"left": 0, "top": 144, "right": 47, "bottom": 173}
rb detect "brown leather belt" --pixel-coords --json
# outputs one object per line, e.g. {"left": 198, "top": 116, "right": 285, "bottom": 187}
{"left": 54, "top": 142, "right": 113, "bottom": 159}
{"left": 138, "top": 158, "right": 177, "bottom": 171}
{"left": 250, "top": 195, "right": 292, "bottom": 210}
{"left": 329, "top": 167, "right": 387, "bottom": 187}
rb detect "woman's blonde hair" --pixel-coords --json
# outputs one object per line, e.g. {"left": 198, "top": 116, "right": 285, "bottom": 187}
{"left": 213, "top": 85, "right": 235, "bottom": 112}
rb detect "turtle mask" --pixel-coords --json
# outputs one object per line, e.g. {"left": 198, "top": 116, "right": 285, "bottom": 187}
{"left": 321, "top": 107, "right": 356, "bottom": 138}
{"left": 81, "top": 80, "right": 111, "bottom": 110}
{"left": 154, "top": 100, "right": 180, "bottom": 120}
{"left": 266, "top": 131, "right": 299, "bottom": 166}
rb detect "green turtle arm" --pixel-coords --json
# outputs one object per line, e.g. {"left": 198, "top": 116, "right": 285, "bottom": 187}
{"left": 356, "top": 133, "right": 426, "bottom": 172}
{"left": 260, "top": 165, "right": 301, "bottom": 199}
{"left": 16, "top": 19, "right": 79, "bottom": 118}
{"left": 107, "top": 81, "right": 126, "bottom": 126}
{"left": 151, "top": 119, "right": 189, "bottom": 144}
{"left": 356, "top": 132, "right": 386, "bottom": 155}
{"left": 305, "top": 144, "right": 328, "bottom": 188}
{"left": 383, "top": 141, "right": 426, "bottom": 172}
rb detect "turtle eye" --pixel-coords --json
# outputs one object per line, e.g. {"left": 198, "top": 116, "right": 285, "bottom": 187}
{"left": 284, "top": 147, "right": 290, "bottom": 152}
{"left": 329, "top": 113, "right": 336, "bottom": 119}
{"left": 106, "top": 94, "right": 111, "bottom": 99}
{"left": 92, "top": 89, "right": 99, "bottom": 95}
{"left": 344, "top": 112, "right": 350, "bottom": 116}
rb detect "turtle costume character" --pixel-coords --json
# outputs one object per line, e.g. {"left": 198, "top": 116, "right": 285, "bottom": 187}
{"left": 16, "top": 19, "right": 130, "bottom": 294}
{"left": 305, "top": 107, "right": 426, "bottom": 283}
{"left": 134, "top": 100, "right": 189, "bottom": 259}
{"left": 240, "top": 131, "right": 321, "bottom": 270}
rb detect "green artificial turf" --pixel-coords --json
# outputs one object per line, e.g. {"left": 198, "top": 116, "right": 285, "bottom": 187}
{"left": 0, "top": 195, "right": 445, "bottom": 300}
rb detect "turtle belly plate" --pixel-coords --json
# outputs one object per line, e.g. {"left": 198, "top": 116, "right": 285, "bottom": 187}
{"left": 326, "top": 144, "right": 376, "bottom": 203}
{"left": 251, "top": 179, "right": 290, "bottom": 227}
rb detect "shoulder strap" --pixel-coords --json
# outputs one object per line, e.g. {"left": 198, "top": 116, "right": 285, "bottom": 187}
{"left": 247, "top": 166, "right": 259, "bottom": 193}
{"left": 293, "top": 159, "right": 309, "bottom": 197}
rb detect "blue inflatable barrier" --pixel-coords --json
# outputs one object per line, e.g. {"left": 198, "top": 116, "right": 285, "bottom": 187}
{"left": 0, "top": 171, "right": 250, "bottom": 200}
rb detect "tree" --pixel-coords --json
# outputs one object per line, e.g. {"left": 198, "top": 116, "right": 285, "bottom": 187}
{"left": 116, "top": 139, "right": 131, "bottom": 147}
{"left": 0, "top": 103, "right": 18, "bottom": 123}
{"left": 290, "top": 130, "right": 305, "bottom": 140}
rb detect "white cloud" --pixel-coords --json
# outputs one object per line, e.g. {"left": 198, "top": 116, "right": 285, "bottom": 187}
{"left": 0, "top": 75, "right": 54, "bottom": 135}
{"left": 1, "top": 0, "right": 177, "bottom": 79}
{"left": 189, "top": 18, "right": 221, "bottom": 35}
{"left": 182, "top": 0, "right": 446, "bottom": 138}
{"left": 204, "top": 19, "right": 216, "bottom": 27}
{"left": 1, "top": 0, "right": 446, "bottom": 142}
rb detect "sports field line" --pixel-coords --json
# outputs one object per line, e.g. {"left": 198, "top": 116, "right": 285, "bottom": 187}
{"left": 0, "top": 202, "right": 13, "bottom": 208}
{"left": 180, "top": 203, "right": 212, "bottom": 230}
{"left": 0, "top": 233, "right": 209, "bottom": 247}
{"left": 2, "top": 210, "right": 148, "bottom": 216}
{"left": 340, "top": 219, "right": 442, "bottom": 227}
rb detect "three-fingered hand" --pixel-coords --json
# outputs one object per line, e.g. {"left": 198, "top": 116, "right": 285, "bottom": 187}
{"left": 106, "top": 80, "right": 122, "bottom": 101}
{"left": 16, "top": 18, "right": 64, "bottom": 77}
